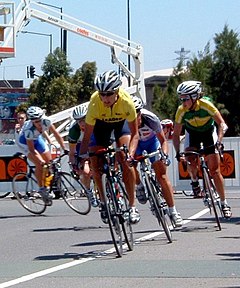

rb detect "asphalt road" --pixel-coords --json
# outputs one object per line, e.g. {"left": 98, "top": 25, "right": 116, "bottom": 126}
{"left": 0, "top": 190, "right": 239, "bottom": 288}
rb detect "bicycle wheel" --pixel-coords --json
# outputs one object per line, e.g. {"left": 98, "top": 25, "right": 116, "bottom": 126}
{"left": 59, "top": 172, "right": 91, "bottom": 215}
{"left": 118, "top": 179, "right": 133, "bottom": 251}
{"left": 12, "top": 172, "right": 47, "bottom": 215}
{"left": 0, "top": 191, "right": 11, "bottom": 198}
{"left": 202, "top": 168, "right": 221, "bottom": 231}
{"left": 145, "top": 175, "right": 172, "bottom": 243}
{"left": 102, "top": 174, "right": 123, "bottom": 257}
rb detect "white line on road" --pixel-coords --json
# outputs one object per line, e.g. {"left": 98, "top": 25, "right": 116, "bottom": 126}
{"left": 0, "top": 208, "right": 210, "bottom": 288}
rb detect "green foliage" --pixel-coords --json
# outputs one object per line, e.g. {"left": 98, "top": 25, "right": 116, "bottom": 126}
{"left": 41, "top": 47, "right": 73, "bottom": 79}
{"left": 209, "top": 25, "right": 240, "bottom": 136}
{"left": 70, "top": 61, "right": 97, "bottom": 103}
{"left": 15, "top": 103, "right": 28, "bottom": 114}
{"left": 153, "top": 25, "right": 240, "bottom": 136}
{"left": 152, "top": 62, "right": 187, "bottom": 120}
{"left": 27, "top": 48, "right": 96, "bottom": 115}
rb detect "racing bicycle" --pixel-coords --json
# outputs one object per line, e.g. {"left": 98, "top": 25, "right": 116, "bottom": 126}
{"left": 179, "top": 143, "right": 223, "bottom": 231}
{"left": 134, "top": 149, "right": 173, "bottom": 243}
{"left": 12, "top": 152, "right": 91, "bottom": 215}
{"left": 89, "top": 144, "right": 133, "bottom": 258}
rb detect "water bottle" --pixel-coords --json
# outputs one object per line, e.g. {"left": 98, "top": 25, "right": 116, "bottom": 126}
{"left": 43, "top": 165, "right": 53, "bottom": 188}
{"left": 44, "top": 174, "right": 53, "bottom": 188}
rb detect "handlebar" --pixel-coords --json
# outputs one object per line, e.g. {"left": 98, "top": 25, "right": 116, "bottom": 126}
{"left": 88, "top": 144, "right": 129, "bottom": 158}
{"left": 134, "top": 149, "right": 171, "bottom": 166}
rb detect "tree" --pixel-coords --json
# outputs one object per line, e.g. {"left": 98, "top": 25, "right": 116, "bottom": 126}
{"left": 208, "top": 25, "right": 240, "bottom": 136}
{"left": 152, "top": 25, "right": 239, "bottom": 137}
{"left": 70, "top": 61, "right": 97, "bottom": 103}
{"left": 28, "top": 49, "right": 96, "bottom": 115}
{"left": 41, "top": 47, "right": 73, "bottom": 79}
{"left": 152, "top": 62, "right": 188, "bottom": 120}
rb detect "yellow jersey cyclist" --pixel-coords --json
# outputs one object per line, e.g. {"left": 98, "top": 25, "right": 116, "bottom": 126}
{"left": 68, "top": 102, "right": 98, "bottom": 207}
{"left": 132, "top": 96, "right": 183, "bottom": 227}
{"left": 172, "top": 80, "right": 231, "bottom": 218}
{"left": 79, "top": 70, "right": 140, "bottom": 224}
{"left": 19, "top": 106, "right": 68, "bottom": 203}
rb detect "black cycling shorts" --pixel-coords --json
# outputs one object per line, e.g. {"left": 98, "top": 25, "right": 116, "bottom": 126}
{"left": 90, "top": 119, "right": 130, "bottom": 147}
{"left": 185, "top": 126, "right": 217, "bottom": 155}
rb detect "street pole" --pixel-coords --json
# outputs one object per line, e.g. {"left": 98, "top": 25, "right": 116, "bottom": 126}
{"left": 37, "top": 2, "right": 66, "bottom": 54}
{"left": 127, "top": 0, "right": 131, "bottom": 86}
{"left": 21, "top": 31, "right": 53, "bottom": 54}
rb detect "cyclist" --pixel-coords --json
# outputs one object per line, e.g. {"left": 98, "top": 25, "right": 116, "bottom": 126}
{"left": 172, "top": 80, "right": 231, "bottom": 218}
{"left": 18, "top": 106, "right": 68, "bottom": 203}
{"left": 15, "top": 108, "right": 52, "bottom": 153}
{"left": 132, "top": 96, "right": 183, "bottom": 227}
{"left": 79, "top": 70, "right": 140, "bottom": 224}
{"left": 68, "top": 102, "right": 98, "bottom": 207}
{"left": 160, "top": 119, "right": 174, "bottom": 140}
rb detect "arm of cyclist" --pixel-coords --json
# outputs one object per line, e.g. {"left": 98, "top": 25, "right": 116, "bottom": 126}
{"left": 156, "top": 129, "right": 171, "bottom": 165}
{"left": 127, "top": 119, "right": 139, "bottom": 164}
{"left": 213, "top": 111, "right": 228, "bottom": 144}
{"left": 42, "top": 130, "right": 52, "bottom": 145}
{"left": 79, "top": 123, "right": 94, "bottom": 160}
{"left": 49, "top": 124, "right": 68, "bottom": 153}
{"left": 172, "top": 122, "right": 184, "bottom": 162}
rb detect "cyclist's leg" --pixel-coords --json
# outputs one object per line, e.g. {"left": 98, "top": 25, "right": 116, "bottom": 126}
{"left": 206, "top": 153, "right": 231, "bottom": 218}
{"left": 153, "top": 160, "right": 182, "bottom": 226}
{"left": 75, "top": 142, "right": 91, "bottom": 189}
{"left": 117, "top": 134, "right": 135, "bottom": 206}
{"left": 184, "top": 132, "right": 201, "bottom": 196}
{"left": 115, "top": 121, "right": 140, "bottom": 224}
{"left": 89, "top": 122, "right": 113, "bottom": 222}
{"left": 34, "top": 137, "right": 51, "bottom": 186}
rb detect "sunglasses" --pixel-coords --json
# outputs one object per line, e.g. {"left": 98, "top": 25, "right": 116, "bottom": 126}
{"left": 99, "top": 91, "right": 115, "bottom": 97}
{"left": 180, "top": 97, "right": 191, "bottom": 102}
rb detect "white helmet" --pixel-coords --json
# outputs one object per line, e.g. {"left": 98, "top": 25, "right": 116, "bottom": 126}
{"left": 72, "top": 102, "right": 89, "bottom": 120}
{"left": 131, "top": 95, "right": 144, "bottom": 111}
{"left": 160, "top": 119, "right": 173, "bottom": 129}
{"left": 177, "top": 81, "right": 202, "bottom": 99}
{"left": 94, "top": 70, "right": 122, "bottom": 92}
{"left": 27, "top": 106, "right": 44, "bottom": 119}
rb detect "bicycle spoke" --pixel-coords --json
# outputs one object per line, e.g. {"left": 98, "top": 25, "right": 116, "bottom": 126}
{"left": 118, "top": 181, "right": 133, "bottom": 251}
{"left": 146, "top": 176, "right": 172, "bottom": 243}
{"left": 103, "top": 174, "right": 123, "bottom": 257}
{"left": 12, "top": 173, "right": 47, "bottom": 215}
{"left": 203, "top": 169, "right": 221, "bottom": 231}
{"left": 60, "top": 172, "right": 91, "bottom": 215}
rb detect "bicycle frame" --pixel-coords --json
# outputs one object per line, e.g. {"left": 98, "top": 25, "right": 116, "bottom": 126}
{"left": 135, "top": 149, "right": 172, "bottom": 242}
{"left": 90, "top": 144, "right": 133, "bottom": 257}
{"left": 181, "top": 143, "right": 222, "bottom": 230}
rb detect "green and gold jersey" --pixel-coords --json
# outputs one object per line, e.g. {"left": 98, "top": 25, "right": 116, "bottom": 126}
{"left": 175, "top": 98, "right": 218, "bottom": 133}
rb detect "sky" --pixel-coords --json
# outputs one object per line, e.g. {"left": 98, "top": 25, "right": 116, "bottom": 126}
{"left": 0, "top": 0, "right": 239, "bottom": 87}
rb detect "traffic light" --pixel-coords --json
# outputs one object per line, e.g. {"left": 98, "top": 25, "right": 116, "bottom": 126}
{"left": 29, "top": 65, "right": 35, "bottom": 78}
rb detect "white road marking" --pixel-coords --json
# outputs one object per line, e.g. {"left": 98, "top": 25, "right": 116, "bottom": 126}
{"left": 0, "top": 208, "right": 210, "bottom": 288}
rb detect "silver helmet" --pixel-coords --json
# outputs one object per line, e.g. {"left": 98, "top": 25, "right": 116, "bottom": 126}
{"left": 131, "top": 95, "right": 144, "bottom": 110}
{"left": 72, "top": 102, "right": 89, "bottom": 120}
{"left": 94, "top": 70, "right": 122, "bottom": 92}
{"left": 27, "top": 106, "right": 44, "bottom": 119}
{"left": 177, "top": 81, "right": 202, "bottom": 99}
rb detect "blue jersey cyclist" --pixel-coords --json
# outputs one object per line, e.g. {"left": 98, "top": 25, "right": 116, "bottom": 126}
{"left": 132, "top": 96, "right": 183, "bottom": 228}
{"left": 68, "top": 102, "right": 98, "bottom": 207}
{"left": 19, "top": 106, "right": 67, "bottom": 202}
{"left": 172, "top": 80, "right": 231, "bottom": 218}
{"left": 79, "top": 70, "right": 140, "bottom": 224}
